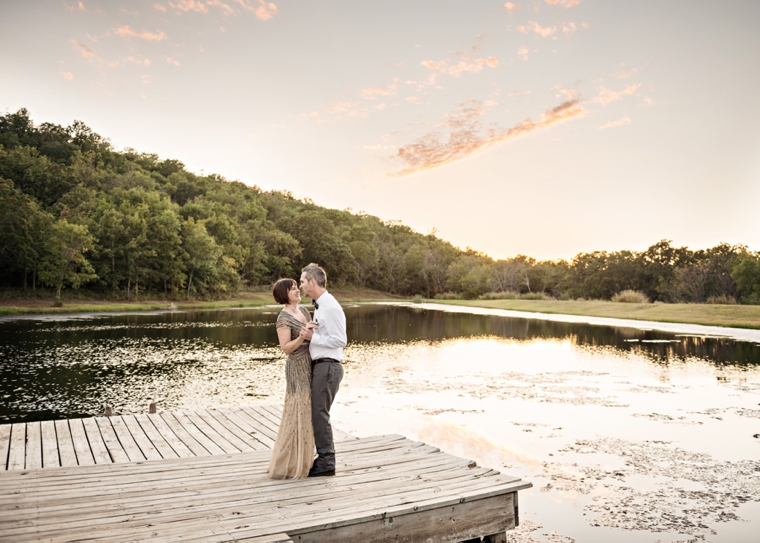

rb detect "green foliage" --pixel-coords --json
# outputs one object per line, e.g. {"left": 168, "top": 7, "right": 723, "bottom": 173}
{"left": 0, "top": 109, "right": 756, "bottom": 305}
{"left": 38, "top": 219, "right": 97, "bottom": 300}
{"left": 732, "top": 254, "right": 760, "bottom": 304}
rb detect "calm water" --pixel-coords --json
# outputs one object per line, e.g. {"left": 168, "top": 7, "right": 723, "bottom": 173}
{"left": 1, "top": 304, "right": 759, "bottom": 542}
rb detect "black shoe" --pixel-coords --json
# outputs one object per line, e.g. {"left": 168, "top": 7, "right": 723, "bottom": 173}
{"left": 308, "top": 467, "right": 335, "bottom": 477}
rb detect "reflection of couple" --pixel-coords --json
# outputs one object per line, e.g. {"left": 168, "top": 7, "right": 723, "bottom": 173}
{"left": 267, "top": 263, "right": 346, "bottom": 479}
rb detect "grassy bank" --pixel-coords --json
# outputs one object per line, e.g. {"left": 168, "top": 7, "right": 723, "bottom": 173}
{"left": 429, "top": 299, "right": 760, "bottom": 329}
{"left": 0, "top": 288, "right": 400, "bottom": 316}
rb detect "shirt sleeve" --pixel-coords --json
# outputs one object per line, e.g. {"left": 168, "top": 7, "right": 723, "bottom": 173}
{"left": 310, "top": 305, "right": 347, "bottom": 350}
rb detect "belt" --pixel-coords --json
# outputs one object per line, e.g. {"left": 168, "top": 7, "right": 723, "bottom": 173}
{"left": 312, "top": 357, "right": 342, "bottom": 364}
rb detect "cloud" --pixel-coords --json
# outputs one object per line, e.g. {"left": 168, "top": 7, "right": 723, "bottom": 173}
{"left": 64, "top": 1, "right": 86, "bottom": 11}
{"left": 593, "top": 83, "right": 640, "bottom": 105}
{"left": 545, "top": 0, "right": 580, "bottom": 7}
{"left": 168, "top": 0, "right": 208, "bottom": 13}
{"left": 123, "top": 56, "right": 152, "bottom": 66}
{"left": 517, "top": 46, "right": 529, "bottom": 61}
{"left": 207, "top": 0, "right": 235, "bottom": 15}
{"left": 561, "top": 21, "right": 577, "bottom": 35}
{"left": 582, "top": 21, "right": 591, "bottom": 29}
{"left": 114, "top": 25, "right": 168, "bottom": 41}
{"left": 166, "top": 56, "right": 180, "bottom": 65}
{"left": 361, "top": 85, "right": 398, "bottom": 100}
{"left": 392, "top": 99, "right": 586, "bottom": 176}
{"left": 614, "top": 68, "right": 637, "bottom": 79}
{"left": 231, "top": 0, "right": 277, "bottom": 20}
{"left": 154, "top": 3, "right": 167, "bottom": 12}
{"left": 504, "top": 2, "right": 520, "bottom": 13}
{"left": 598, "top": 117, "right": 631, "bottom": 130}
{"left": 61, "top": 71, "right": 74, "bottom": 80}
{"left": 421, "top": 53, "right": 498, "bottom": 77}
{"left": 517, "top": 21, "right": 557, "bottom": 37}
{"left": 70, "top": 39, "right": 103, "bottom": 62}
{"left": 329, "top": 101, "right": 367, "bottom": 119}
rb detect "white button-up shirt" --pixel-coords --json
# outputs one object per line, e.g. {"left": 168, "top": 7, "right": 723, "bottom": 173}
{"left": 309, "top": 291, "right": 347, "bottom": 362}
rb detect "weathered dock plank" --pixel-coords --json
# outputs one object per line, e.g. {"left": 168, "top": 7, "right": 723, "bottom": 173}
{"left": 53, "top": 419, "right": 78, "bottom": 467}
{"left": 81, "top": 416, "right": 113, "bottom": 464}
{"left": 40, "top": 420, "right": 59, "bottom": 468}
{"left": 24, "top": 420, "right": 42, "bottom": 470}
{"left": 0, "top": 433, "right": 530, "bottom": 543}
{"left": 67, "top": 417, "right": 96, "bottom": 465}
{"left": 0, "top": 424, "right": 10, "bottom": 471}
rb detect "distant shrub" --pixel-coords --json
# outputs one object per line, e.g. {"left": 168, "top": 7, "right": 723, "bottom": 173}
{"left": 411, "top": 294, "right": 423, "bottom": 304}
{"left": 559, "top": 292, "right": 573, "bottom": 301}
{"left": 612, "top": 290, "right": 650, "bottom": 303}
{"left": 478, "top": 291, "right": 519, "bottom": 300}
{"left": 706, "top": 295, "right": 737, "bottom": 305}
{"left": 435, "top": 292, "right": 461, "bottom": 300}
{"left": 521, "top": 292, "right": 554, "bottom": 301}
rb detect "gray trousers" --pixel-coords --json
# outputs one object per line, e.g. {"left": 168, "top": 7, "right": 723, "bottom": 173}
{"left": 311, "top": 361, "right": 343, "bottom": 471}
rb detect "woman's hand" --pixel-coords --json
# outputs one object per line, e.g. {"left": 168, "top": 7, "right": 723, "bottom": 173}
{"left": 277, "top": 327, "right": 304, "bottom": 355}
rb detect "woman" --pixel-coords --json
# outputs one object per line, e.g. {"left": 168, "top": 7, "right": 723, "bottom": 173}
{"left": 267, "top": 278, "right": 315, "bottom": 479}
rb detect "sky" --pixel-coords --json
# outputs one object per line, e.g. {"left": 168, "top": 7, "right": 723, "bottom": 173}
{"left": 1, "top": 0, "right": 759, "bottom": 261}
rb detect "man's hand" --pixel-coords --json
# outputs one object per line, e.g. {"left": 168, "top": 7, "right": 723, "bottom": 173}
{"left": 300, "top": 326, "right": 314, "bottom": 340}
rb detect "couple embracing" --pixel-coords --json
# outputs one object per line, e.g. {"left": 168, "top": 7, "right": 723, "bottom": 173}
{"left": 267, "top": 263, "right": 346, "bottom": 479}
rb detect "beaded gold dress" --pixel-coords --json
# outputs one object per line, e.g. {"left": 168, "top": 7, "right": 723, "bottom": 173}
{"left": 267, "top": 307, "right": 315, "bottom": 479}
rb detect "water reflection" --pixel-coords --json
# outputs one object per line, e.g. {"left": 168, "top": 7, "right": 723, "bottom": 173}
{"left": 1, "top": 304, "right": 759, "bottom": 542}
{"left": 2, "top": 305, "right": 760, "bottom": 424}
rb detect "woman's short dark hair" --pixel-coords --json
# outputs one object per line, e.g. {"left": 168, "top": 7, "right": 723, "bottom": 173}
{"left": 273, "top": 278, "right": 296, "bottom": 305}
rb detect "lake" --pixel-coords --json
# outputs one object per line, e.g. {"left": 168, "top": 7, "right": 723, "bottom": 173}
{"left": 1, "top": 303, "right": 759, "bottom": 542}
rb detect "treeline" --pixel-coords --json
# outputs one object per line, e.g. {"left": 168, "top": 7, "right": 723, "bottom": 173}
{"left": 1, "top": 108, "right": 759, "bottom": 304}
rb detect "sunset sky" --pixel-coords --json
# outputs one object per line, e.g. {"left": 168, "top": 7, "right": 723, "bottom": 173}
{"left": 2, "top": 0, "right": 759, "bottom": 260}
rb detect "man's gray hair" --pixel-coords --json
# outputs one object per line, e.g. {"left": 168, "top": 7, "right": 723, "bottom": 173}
{"left": 302, "top": 263, "right": 327, "bottom": 288}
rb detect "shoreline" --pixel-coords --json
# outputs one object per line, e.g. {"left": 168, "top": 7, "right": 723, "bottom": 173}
{"left": 1, "top": 292, "right": 759, "bottom": 331}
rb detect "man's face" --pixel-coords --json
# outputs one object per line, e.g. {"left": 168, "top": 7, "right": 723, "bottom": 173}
{"left": 300, "top": 272, "right": 312, "bottom": 298}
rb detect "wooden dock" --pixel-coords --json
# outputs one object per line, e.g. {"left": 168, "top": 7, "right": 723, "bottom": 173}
{"left": 0, "top": 406, "right": 531, "bottom": 542}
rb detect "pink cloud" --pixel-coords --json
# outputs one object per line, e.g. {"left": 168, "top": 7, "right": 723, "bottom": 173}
{"left": 70, "top": 39, "right": 103, "bottom": 62}
{"left": 593, "top": 83, "right": 640, "bottom": 105}
{"left": 545, "top": 0, "right": 580, "bottom": 7}
{"left": 598, "top": 117, "right": 631, "bottom": 130}
{"left": 63, "top": 1, "right": 86, "bottom": 11}
{"left": 614, "top": 68, "right": 637, "bottom": 79}
{"left": 168, "top": 0, "right": 208, "bottom": 13}
{"left": 517, "top": 46, "right": 529, "bottom": 61}
{"left": 123, "top": 56, "right": 152, "bottom": 66}
{"left": 230, "top": 0, "right": 277, "bottom": 20}
{"left": 61, "top": 71, "right": 74, "bottom": 80}
{"left": 114, "top": 25, "right": 167, "bottom": 41}
{"left": 361, "top": 85, "right": 398, "bottom": 100}
{"left": 207, "top": 0, "right": 235, "bottom": 15}
{"left": 421, "top": 53, "right": 498, "bottom": 77}
{"left": 166, "top": 56, "right": 180, "bottom": 65}
{"left": 517, "top": 21, "right": 557, "bottom": 37}
{"left": 392, "top": 99, "right": 586, "bottom": 176}
{"left": 154, "top": 3, "right": 167, "bottom": 12}
{"left": 504, "top": 2, "right": 520, "bottom": 13}
{"left": 561, "top": 21, "right": 577, "bottom": 35}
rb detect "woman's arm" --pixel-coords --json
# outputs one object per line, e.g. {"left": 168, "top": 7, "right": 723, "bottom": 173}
{"left": 277, "top": 326, "right": 306, "bottom": 355}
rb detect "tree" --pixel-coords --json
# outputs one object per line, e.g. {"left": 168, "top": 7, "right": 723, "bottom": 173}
{"left": 0, "top": 177, "right": 40, "bottom": 281}
{"left": 182, "top": 217, "right": 223, "bottom": 298}
{"left": 38, "top": 219, "right": 97, "bottom": 302}
{"left": 732, "top": 254, "right": 760, "bottom": 304}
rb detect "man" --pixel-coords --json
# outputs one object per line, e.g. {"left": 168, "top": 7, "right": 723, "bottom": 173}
{"left": 299, "top": 263, "right": 346, "bottom": 477}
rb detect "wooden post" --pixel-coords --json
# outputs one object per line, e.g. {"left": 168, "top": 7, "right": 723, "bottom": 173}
{"left": 149, "top": 402, "right": 157, "bottom": 414}
{"left": 104, "top": 405, "right": 113, "bottom": 417}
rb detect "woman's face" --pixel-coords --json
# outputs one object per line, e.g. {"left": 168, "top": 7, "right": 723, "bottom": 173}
{"left": 287, "top": 282, "right": 301, "bottom": 304}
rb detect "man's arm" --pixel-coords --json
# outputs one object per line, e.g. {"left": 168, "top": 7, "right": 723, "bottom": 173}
{"left": 309, "top": 306, "right": 347, "bottom": 349}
